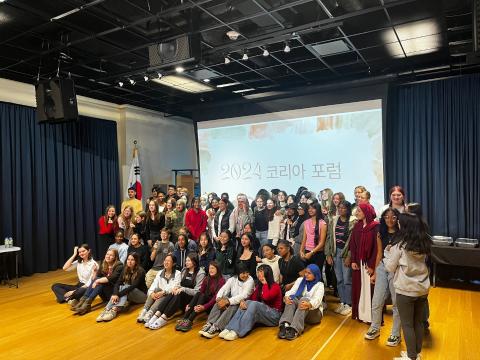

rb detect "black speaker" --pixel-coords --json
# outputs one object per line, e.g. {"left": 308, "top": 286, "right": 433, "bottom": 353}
{"left": 35, "top": 78, "right": 78, "bottom": 123}
{"left": 148, "top": 35, "right": 200, "bottom": 67}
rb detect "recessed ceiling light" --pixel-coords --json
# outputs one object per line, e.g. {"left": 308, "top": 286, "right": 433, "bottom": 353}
{"left": 175, "top": 66, "right": 185, "bottom": 73}
{"left": 152, "top": 75, "right": 214, "bottom": 93}
{"left": 242, "top": 53, "right": 248, "bottom": 61}
{"left": 232, "top": 88, "right": 255, "bottom": 94}
{"left": 203, "top": 79, "right": 210, "bottom": 83}
{"left": 263, "top": 49, "right": 269, "bottom": 57}
{"left": 216, "top": 82, "right": 240, "bottom": 88}
{"left": 224, "top": 57, "right": 231, "bottom": 64}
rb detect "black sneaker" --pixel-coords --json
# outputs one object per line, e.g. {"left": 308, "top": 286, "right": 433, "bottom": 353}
{"left": 285, "top": 327, "right": 298, "bottom": 340}
{"left": 364, "top": 328, "right": 380, "bottom": 340}
{"left": 386, "top": 335, "right": 401, "bottom": 346}
{"left": 278, "top": 324, "right": 287, "bottom": 339}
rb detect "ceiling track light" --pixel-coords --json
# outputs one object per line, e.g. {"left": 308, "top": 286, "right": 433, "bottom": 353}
{"left": 224, "top": 56, "right": 231, "bottom": 64}
{"left": 118, "top": 81, "right": 124, "bottom": 87}
{"left": 144, "top": 75, "right": 149, "bottom": 82}
{"left": 157, "top": 72, "right": 163, "bottom": 79}
{"left": 284, "top": 42, "right": 291, "bottom": 53}
{"left": 129, "top": 78, "right": 135, "bottom": 85}
{"left": 242, "top": 52, "right": 248, "bottom": 61}
{"left": 263, "top": 48, "right": 269, "bottom": 57}
{"left": 175, "top": 66, "right": 185, "bottom": 73}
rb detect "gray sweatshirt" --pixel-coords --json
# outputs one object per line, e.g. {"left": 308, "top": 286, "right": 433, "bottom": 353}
{"left": 383, "top": 243, "right": 430, "bottom": 297}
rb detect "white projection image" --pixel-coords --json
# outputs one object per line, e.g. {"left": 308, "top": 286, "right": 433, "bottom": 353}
{"left": 197, "top": 100, "right": 384, "bottom": 210}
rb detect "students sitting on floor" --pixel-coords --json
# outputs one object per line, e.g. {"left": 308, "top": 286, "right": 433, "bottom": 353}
{"left": 175, "top": 261, "right": 225, "bottom": 332}
{"left": 136, "top": 254, "right": 181, "bottom": 324}
{"left": 96, "top": 252, "right": 147, "bottom": 322}
{"left": 220, "top": 264, "right": 282, "bottom": 340}
{"left": 145, "top": 253, "right": 205, "bottom": 330}
{"left": 278, "top": 264, "right": 325, "bottom": 340}
{"left": 72, "top": 249, "right": 123, "bottom": 315}
{"left": 199, "top": 263, "right": 254, "bottom": 339}
{"left": 51, "top": 244, "right": 97, "bottom": 304}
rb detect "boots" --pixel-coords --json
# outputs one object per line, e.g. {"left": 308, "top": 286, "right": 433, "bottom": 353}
{"left": 76, "top": 298, "right": 93, "bottom": 315}
{"left": 71, "top": 296, "right": 86, "bottom": 311}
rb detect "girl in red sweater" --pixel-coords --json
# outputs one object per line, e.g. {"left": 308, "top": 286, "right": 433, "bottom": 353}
{"left": 185, "top": 197, "right": 208, "bottom": 241}
{"left": 97, "top": 205, "right": 118, "bottom": 258}
{"left": 220, "top": 264, "right": 282, "bottom": 340}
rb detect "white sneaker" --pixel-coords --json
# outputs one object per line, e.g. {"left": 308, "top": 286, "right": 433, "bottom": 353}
{"left": 145, "top": 314, "right": 158, "bottom": 328}
{"left": 340, "top": 304, "right": 352, "bottom": 316}
{"left": 334, "top": 303, "right": 344, "bottom": 313}
{"left": 219, "top": 329, "right": 230, "bottom": 339}
{"left": 224, "top": 330, "right": 238, "bottom": 341}
{"left": 149, "top": 317, "right": 167, "bottom": 330}
{"left": 136, "top": 309, "right": 147, "bottom": 323}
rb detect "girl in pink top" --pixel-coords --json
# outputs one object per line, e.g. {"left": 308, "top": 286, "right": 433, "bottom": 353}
{"left": 300, "top": 202, "right": 327, "bottom": 277}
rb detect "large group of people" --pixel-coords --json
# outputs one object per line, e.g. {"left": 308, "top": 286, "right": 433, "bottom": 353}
{"left": 51, "top": 184, "right": 432, "bottom": 360}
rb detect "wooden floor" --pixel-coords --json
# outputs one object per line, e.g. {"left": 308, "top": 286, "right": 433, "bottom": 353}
{"left": 1, "top": 270, "right": 479, "bottom": 360}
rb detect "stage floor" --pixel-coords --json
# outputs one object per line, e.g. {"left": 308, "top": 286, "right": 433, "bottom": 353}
{"left": 1, "top": 270, "right": 478, "bottom": 360}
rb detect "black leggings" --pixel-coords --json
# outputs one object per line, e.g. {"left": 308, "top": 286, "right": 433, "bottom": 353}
{"left": 156, "top": 292, "right": 193, "bottom": 317}
{"left": 304, "top": 251, "right": 325, "bottom": 281}
{"left": 183, "top": 293, "right": 208, "bottom": 321}
{"left": 51, "top": 282, "right": 86, "bottom": 303}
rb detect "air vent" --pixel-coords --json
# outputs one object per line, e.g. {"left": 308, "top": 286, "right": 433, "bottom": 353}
{"left": 311, "top": 39, "right": 351, "bottom": 56}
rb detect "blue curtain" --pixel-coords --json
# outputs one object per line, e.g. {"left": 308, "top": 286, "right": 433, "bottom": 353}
{"left": 385, "top": 74, "right": 480, "bottom": 239}
{"left": 0, "top": 101, "right": 120, "bottom": 276}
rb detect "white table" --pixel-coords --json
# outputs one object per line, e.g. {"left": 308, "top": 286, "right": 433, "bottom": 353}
{"left": 0, "top": 245, "right": 21, "bottom": 288}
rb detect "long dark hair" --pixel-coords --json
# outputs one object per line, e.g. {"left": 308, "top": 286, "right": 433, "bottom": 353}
{"left": 277, "top": 239, "right": 294, "bottom": 256}
{"left": 77, "top": 243, "right": 92, "bottom": 263}
{"left": 396, "top": 213, "right": 432, "bottom": 255}
{"left": 198, "top": 232, "right": 213, "bottom": 252}
{"left": 204, "top": 261, "right": 223, "bottom": 297}
{"left": 183, "top": 253, "right": 200, "bottom": 284}
{"left": 308, "top": 202, "right": 324, "bottom": 245}
{"left": 379, "top": 207, "right": 400, "bottom": 242}
{"left": 295, "top": 186, "right": 308, "bottom": 203}
{"left": 123, "top": 252, "right": 140, "bottom": 284}
{"left": 337, "top": 200, "right": 352, "bottom": 240}
{"left": 256, "top": 264, "right": 275, "bottom": 300}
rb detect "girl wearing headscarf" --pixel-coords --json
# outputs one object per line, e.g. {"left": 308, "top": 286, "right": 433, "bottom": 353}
{"left": 349, "top": 202, "right": 379, "bottom": 322}
{"left": 277, "top": 264, "right": 325, "bottom": 340}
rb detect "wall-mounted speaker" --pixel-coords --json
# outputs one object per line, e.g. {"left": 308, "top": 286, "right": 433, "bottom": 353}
{"left": 35, "top": 78, "right": 78, "bottom": 124}
{"left": 148, "top": 35, "right": 200, "bottom": 67}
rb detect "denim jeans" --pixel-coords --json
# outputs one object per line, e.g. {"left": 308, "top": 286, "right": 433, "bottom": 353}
{"left": 279, "top": 297, "right": 322, "bottom": 334}
{"left": 370, "top": 262, "right": 401, "bottom": 337}
{"left": 225, "top": 300, "right": 281, "bottom": 337}
{"left": 256, "top": 231, "right": 269, "bottom": 256}
{"left": 333, "top": 247, "right": 352, "bottom": 306}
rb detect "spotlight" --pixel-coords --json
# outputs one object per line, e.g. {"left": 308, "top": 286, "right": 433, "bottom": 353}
{"left": 284, "top": 43, "right": 291, "bottom": 53}
{"left": 157, "top": 72, "right": 163, "bottom": 79}
{"left": 224, "top": 57, "right": 231, "bottom": 64}
{"left": 118, "top": 81, "right": 124, "bottom": 87}
{"left": 262, "top": 48, "right": 269, "bottom": 57}
{"left": 144, "top": 75, "right": 149, "bottom": 82}
{"left": 203, "top": 79, "right": 210, "bottom": 83}
{"left": 175, "top": 66, "right": 184, "bottom": 73}
{"left": 242, "top": 52, "right": 248, "bottom": 61}
{"left": 129, "top": 78, "right": 135, "bottom": 85}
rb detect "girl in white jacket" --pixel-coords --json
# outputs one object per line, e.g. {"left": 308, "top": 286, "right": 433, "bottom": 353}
{"left": 199, "top": 263, "right": 254, "bottom": 338}
{"left": 278, "top": 263, "right": 325, "bottom": 340}
{"left": 136, "top": 254, "right": 181, "bottom": 324}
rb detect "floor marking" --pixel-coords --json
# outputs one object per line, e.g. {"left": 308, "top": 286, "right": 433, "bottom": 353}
{"left": 309, "top": 316, "right": 350, "bottom": 360}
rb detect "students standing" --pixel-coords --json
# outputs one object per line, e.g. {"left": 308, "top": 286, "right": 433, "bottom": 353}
{"left": 384, "top": 213, "right": 432, "bottom": 360}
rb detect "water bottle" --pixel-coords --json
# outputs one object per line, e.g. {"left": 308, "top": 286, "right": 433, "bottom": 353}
{"left": 9, "top": 237, "right": 13, "bottom": 248}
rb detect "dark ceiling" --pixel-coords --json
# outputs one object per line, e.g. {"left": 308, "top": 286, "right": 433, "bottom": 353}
{"left": 0, "top": 0, "right": 476, "bottom": 117}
